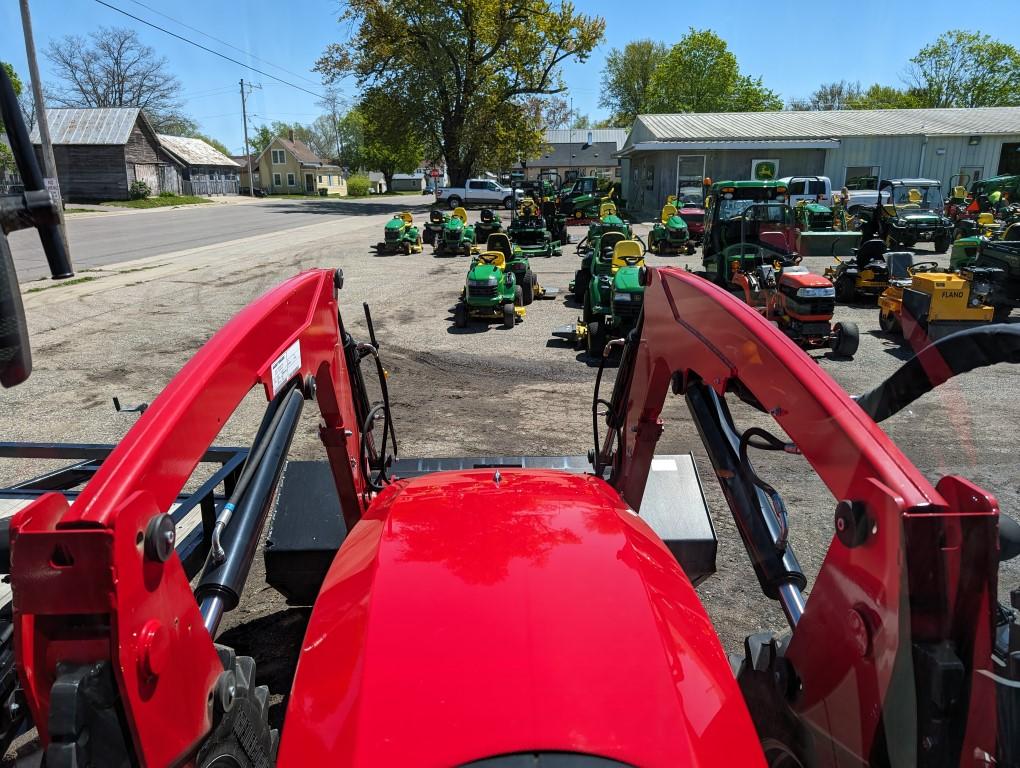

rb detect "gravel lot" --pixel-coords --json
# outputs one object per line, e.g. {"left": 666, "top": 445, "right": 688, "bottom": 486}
{"left": 3, "top": 197, "right": 1017, "bottom": 752}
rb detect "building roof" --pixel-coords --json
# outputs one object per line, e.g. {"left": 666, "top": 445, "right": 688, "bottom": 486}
{"left": 544, "top": 129, "right": 629, "bottom": 149}
{"left": 530, "top": 141, "right": 621, "bottom": 167}
{"left": 631, "top": 107, "right": 1020, "bottom": 144}
{"left": 257, "top": 135, "right": 340, "bottom": 168}
{"left": 158, "top": 134, "right": 239, "bottom": 167}
{"left": 231, "top": 154, "right": 257, "bottom": 169}
{"left": 29, "top": 107, "right": 142, "bottom": 145}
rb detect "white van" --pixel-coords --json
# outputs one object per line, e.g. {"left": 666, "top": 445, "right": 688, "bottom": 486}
{"left": 778, "top": 176, "right": 832, "bottom": 206}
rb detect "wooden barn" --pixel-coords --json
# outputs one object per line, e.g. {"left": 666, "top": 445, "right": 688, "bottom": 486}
{"left": 157, "top": 134, "right": 240, "bottom": 195}
{"left": 29, "top": 107, "right": 181, "bottom": 202}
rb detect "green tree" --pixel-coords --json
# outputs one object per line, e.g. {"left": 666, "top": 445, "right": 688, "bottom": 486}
{"left": 0, "top": 63, "right": 23, "bottom": 173}
{"left": 847, "top": 84, "right": 923, "bottom": 110}
{"left": 599, "top": 40, "right": 668, "bottom": 124}
{"left": 335, "top": 109, "right": 366, "bottom": 172}
{"left": 359, "top": 88, "right": 424, "bottom": 191}
{"left": 907, "top": 30, "right": 1020, "bottom": 108}
{"left": 315, "top": 0, "right": 605, "bottom": 185}
{"left": 788, "top": 80, "right": 863, "bottom": 111}
{"left": 249, "top": 125, "right": 274, "bottom": 155}
{"left": 644, "top": 29, "right": 780, "bottom": 113}
{"left": 193, "top": 133, "right": 232, "bottom": 157}
{"left": 570, "top": 113, "right": 591, "bottom": 129}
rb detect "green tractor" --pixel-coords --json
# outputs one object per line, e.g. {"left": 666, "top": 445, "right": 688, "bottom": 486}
{"left": 791, "top": 194, "right": 861, "bottom": 257}
{"left": 454, "top": 247, "right": 526, "bottom": 329}
{"left": 507, "top": 198, "right": 562, "bottom": 259}
{"left": 377, "top": 211, "right": 423, "bottom": 255}
{"left": 434, "top": 206, "right": 476, "bottom": 257}
{"left": 474, "top": 208, "right": 503, "bottom": 243}
{"left": 577, "top": 238, "right": 647, "bottom": 358}
{"left": 648, "top": 198, "right": 695, "bottom": 255}
{"left": 423, "top": 209, "right": 450, "bottom": 246}
{"left": 559, "top": 176, "right": 617, "bottom": 220}
{"left": 570, "top": 203, "right": 633, "bottom": 302}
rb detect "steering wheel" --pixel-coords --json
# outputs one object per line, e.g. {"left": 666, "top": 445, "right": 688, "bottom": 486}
{"left": 478, "top": 253, "right": 500, "bottom": 265}
{"left": 909, "top": 260, "right": 939, "bottom": 275}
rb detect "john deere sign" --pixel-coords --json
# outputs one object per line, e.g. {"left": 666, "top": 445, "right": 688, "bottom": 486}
{"left": 752, "top": 159, "right": 779, "bottom": 180}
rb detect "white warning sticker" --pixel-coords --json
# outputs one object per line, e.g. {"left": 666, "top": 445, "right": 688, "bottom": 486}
{"left": 651, "top": 458, "right": 677, "bottom": 472}
{"left": 270, "top": 339, "right": 301, "bottom": 396}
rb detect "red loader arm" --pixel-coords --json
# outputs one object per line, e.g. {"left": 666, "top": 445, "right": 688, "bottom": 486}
{"left": 601, "top": 266, "right": 1002, "bottom": 764}
{"left": 10, "top": 269, "right": 369, "bottom": 766}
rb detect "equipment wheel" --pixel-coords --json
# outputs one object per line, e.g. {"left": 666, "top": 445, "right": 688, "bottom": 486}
{"left": 447, "top": 196, "right": 462, "bottom": 209}
{"left": 197, "top": 651, "right": 277, "bottom": 768}
{"left": 878, "top": 309, "right": 899, "bottom": 334}
{"left": 502, "top": 302, "right": 515, "bottom": 329}
{"left": 994, "top": 305, "right": 1012, "bottom": 323}
{"left": 586, "top": 320, "right": 607, "bottom": 359}
{"left": 514, "top": 284, "right": 523, "bottom": 307}
{"left": 933, "top": 235, "right": 949, "bottom": 254}
{"left": 574, "top": 269, "right": 590, "bottom": 302}
{"left": 454, "top": 303, "right": 468, "bottom": 328}
{"left": 835, "top": 275, "right": 856, "bottom": 303}
{"left": 582, "top": 290, "right": 594, "bottom": 323}
{"left": 521, "top": 271, "right": 535, "bottom": 305}
{"left": 423, "top": 228, "right": 435, "bottom": 245}
{"left": 831, "top": 321, "right": 860, "bottom": 357}
{"left": 403, "top": 241, "right": 412, "bottom": 255}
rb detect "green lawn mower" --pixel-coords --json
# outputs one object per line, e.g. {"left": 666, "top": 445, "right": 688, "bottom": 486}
{"left": 570, "top": 205, "right": 632, "bottom": 303}
{"left": 483, "top": 233, "right": 558, "bottom": 306}
{"left": 648, "top": 201, "right": 695, "bottom": 255}
{"left": 474, "top": 208, "right": 503, "bottom": 243}
{"left": 423, "top": 209, "right": 450, "bottom": 246}
{"left": 434, "top": 206, "right": 476, "bottom": 257}
{"left": 507, "top": 199, "right": 561, "bottom": 259}
{"left": 559, "top": 176, "right": 618, "bottom": 220}
{"left": 377, "top": 211, "right": 423, "bottom": 255}
{"left": 454, "top": 249, "right": 526, "bottom": 329}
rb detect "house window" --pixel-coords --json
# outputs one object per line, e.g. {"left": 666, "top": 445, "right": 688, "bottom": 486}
{"left": 271, "top": 149, "right": 286, "bottom": 164}
{"left": 999, "top": 143, "right": 1020, "bottom": 176}
{"left": 844, "top": 166, "right": 880, "bottom": 190}
{"left": 273, "top": 172, "right": 281, "bottom": 187}
{"left": 287, "top": 173, "right": 296, "bottom": 187}
{"left": 318, "top": 175, "right": 324, "bottom": 183}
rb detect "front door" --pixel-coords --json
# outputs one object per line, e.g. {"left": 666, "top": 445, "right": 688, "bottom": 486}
{"left": 305, "top": 173, "right": 314, "bottom": 193}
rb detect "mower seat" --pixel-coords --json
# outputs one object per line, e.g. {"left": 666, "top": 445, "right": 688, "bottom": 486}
{"left": 486, "top": 233, "right": 514, "bottom": 261}
{"left": 855, "top": 238, "right": 887, "bottom": 269}
{"left": 666, "top": 195, "right": 677, "bottom": 207}
{"left": 612, "top": 240, "right": 645, "bottom": 269}
{"left": 952, "top": 185, "right": 969, "bottom": 201}
{"left": 542, "top": 201, "right": 558, "bottom": 219}
{"left": 430, "top": 210, "right": 446, "bottom": 223}
{"left": 480, "top": 208, "right": 494, "bottom": 222}
{"left": 978, "top": 212, "right": 996, "bottom": 226}
{"left": 477, "top": 251, "right": 506, "bottom": 269}
{"left": 660, "top": 204, "right": 678, "bottom": 224}
{"left": 398, "top": 211, "right": 413, "bottom": 225}
{"left": 907, "top": 189, "right": 922, "bottom": 204}
{"left": 599, "top": 202, "right": 617, "bottom": 219}
{"left": 599, "top": 231, "right": 626, "bottom": 259}
{"left": 452, "top": 206, "right": 468, "bottom": 224}
{"left": 758, "top": 230, "right": 789, "bottom": 252}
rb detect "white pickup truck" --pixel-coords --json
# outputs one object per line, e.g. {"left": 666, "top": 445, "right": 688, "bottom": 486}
{"left": 435, "top": 178, "right": 523, "bottom": 210}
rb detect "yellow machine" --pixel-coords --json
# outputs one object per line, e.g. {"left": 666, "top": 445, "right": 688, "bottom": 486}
{"left": 878, "top": 263, "right": 1004, "bottom": 342}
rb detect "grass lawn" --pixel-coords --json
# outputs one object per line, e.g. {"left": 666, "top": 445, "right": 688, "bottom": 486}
{"left": 102, "top": 195, "right": 213, "bottom": 209}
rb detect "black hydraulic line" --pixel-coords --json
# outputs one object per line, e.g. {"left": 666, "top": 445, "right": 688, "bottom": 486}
{"left": 685, "top": 383, "right": 807, "bottom": 605}
{"left": 856, "top": 325, "right": 1020, "bottom": 423}
{"left": 196, "top": 387, "right": 304, "bottom": 636}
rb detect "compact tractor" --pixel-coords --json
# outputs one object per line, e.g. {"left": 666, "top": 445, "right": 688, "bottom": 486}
{"left": 570, "top": 202, "right": 632, "bottom": 303}
{"left": 473, "top": 207, "right": 503, "bottom": 243}
{"left": 648, "top": 200, "right": 695, "bottom": 255}
{"left": 376, "top": 211, "right": 423, "bottom": 255}
{"left": 3, "top": 68, "right": 1020, "bottom": 768}
{"left": 422, "top": 208, "right": 450, "bottom": 246}
{"left": 878, "top": 255, "right": 1005, "bottom": 342}
{"left": 434, "top": 206, "right": 476, "bottom": 257}
{"left": 824, "top": 239, "right": 904, "bottom": 303}
{"left": 506, "top": 198, "right": 561, "bottom": 258}
{"left": 859, "top": 178, "right": 954, "bottom": 253}
{"left": 792, "top": 199, "right": 861, "bottom": 257}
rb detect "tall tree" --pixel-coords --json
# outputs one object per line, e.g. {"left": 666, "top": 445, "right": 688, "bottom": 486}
{"left": 847, "top": 84, "right": 923, "bottom": 110}
{"left": 907, "top": 30, "right": 1020, "bottom": 108}
{"left": 570, "top": 113, "right": 591, "bottom": 129}
{"left": 249, "top": 125, "right": 274, "bottom": 155}
{"left": 334, "top": 109, "right": 366, "bottom": 172}
{"left": 788, "top": 80, "right": 863, "bottom": 111}
{"left": 315, "top": 1, "right": 605, "bottom": 185}
{"left": 44, "top": 27, "right": 191, "bottom": 131}
{"left": 360, "top": 88, "right": 424, "bottom": 190}
{"left": 0, "top": 63, "right": 23, "bottom": 173}
{"left": 644, "top": 29, "right": 781, "bottom": 113}
{"left": 599, "top": 40, "right": 667, "bottom": 124}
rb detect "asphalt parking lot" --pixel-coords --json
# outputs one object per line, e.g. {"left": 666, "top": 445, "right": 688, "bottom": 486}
{"left": 3, "top": 197, "right": 1018, "bottom": 747}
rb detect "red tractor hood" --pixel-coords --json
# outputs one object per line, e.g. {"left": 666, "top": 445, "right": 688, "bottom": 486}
{"left": 779, "top": 267, "right": 833, "bottom": 290}
{"left": 279, "top": 469, "right": 763, "bottom": 767}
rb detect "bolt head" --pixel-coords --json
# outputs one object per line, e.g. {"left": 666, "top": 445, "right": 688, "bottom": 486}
{"left": 144, "top": 514, "right": 176, "bottom": 562}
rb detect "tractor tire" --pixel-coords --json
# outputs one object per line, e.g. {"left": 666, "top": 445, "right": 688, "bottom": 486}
{"left": 582, "top": 291, "right": 594, "bottom": 324}
{"left": 196, "top": 650, "right": 278, "bottom": 768}
{"left": 831, "top": 321, "right": 860, "bottom": 358}
{"left": 502, "top": 302, "right": 515, "bottom": 329}
{"left": 454, "top": 303, "right": 468, "bottom": 328}
{"left": 447, "top": 196, "right": 462, "bottom": 209}
{"left": 403, "top": 241, "right": 412, "bottom": 255}
{"left": 835, "top": 275, "right": 856, "bottom": 304}
{"left": 573, "top": 269, "right": 590, "bottom": 302}
{"left": 502, "top": 196, "right": 514, "bottom": 210}
{"left": 423, "top": 228, "right": 435, "bottom": 245}
{"left": 994, "top": 305, "right": 1012, "bottom": 323}
{"left": 514, "top": 284, "right": 524, "bottom": 307}
{"left": 878, "top": 310, "right": 900, "bottom": 335}
{"left": 586, "top": 320, "right": 607, "bottom": 359}
{"left": 521, "top": 272, "right": 535, "bottom": 305}
{"left": 934, "top": 235, "right": 949, "bottom": 254}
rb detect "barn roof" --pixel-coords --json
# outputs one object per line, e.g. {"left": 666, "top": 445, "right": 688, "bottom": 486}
{"left": 29, "top": 107, "right": 142, "bottom": 145}
{"left": 157, "top": 134, "right": 240, "bottom": 167}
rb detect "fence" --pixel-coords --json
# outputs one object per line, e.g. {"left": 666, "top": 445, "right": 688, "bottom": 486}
{"left": 183, "top": 178, "right": 239, "bottom": 196}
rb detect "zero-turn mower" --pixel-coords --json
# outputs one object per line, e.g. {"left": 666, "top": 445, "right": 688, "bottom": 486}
{"left": 422, "top": 208, "right": 449, "bottom": 246}
{"left": 434, "top": 205, "right": 476, "bottom": 257}
{"left": 454, "top": 246, "right": 525, "bottom": 328}
{"left": 376, "top": 211, "right": 423, "bottom": 255}
{"left": 878, "top": 255, "right": 1004, "bottom": 342}
{"left": 648, "top": 200, "right": 695, "bottom": 255}
{"left": 824, "top": 239, "right": 905, "bottom": 303}
{"left": 506, "top": 198, "right": 561, "bottom": 258}
{"left": 473, "top": 207, "right": 503, "bottom": 243}
{"left": 3, "top": 68, "right": 1020, "bottom": 768}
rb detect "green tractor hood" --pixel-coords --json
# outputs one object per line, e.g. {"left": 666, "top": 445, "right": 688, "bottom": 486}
{"left": 613, "top": 266, "right": 644, "bottom": 293}
{"left": 467, "top": 263, "right": 502, "bottom": 284}
{"left": 665, "top": 215, "right": 689, "bottom": 234}
{"left": 385, "top": 218, "right": 406, "bottom": 233}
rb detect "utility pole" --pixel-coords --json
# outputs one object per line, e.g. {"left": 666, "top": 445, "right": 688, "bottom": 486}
{"left": 240, "top": 78, "right": 254, "bottom": 197}
{"left": 19, "top": 0, "right": 69, "bottom": 255}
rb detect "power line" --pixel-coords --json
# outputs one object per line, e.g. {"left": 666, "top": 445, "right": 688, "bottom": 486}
{"left": 92, "top": 0, "right": 325, "bottom": 100}
{"left": 124, "top": 0, "right": 322, "bottom": 87}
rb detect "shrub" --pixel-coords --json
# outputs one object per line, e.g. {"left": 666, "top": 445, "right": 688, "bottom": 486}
{"left": 346, "top": 175, "right": 370, "bottom": 197}
{"left": 129, "top": 180, "right": 151, "bottom": 200}
{"left": 158, "top": 190, "right": 176, "bottom": 198}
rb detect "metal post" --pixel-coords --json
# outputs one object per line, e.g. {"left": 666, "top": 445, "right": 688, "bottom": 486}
{"left": 240, "top": 79, "right": 254, "bottom": 197}
{"left": 19, "top": 0, "right": 69, "bottom": 257}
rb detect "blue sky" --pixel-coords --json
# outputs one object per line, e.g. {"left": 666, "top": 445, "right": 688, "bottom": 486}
{"left": 2, "top": 0, "right": 1019, "bottom": 155}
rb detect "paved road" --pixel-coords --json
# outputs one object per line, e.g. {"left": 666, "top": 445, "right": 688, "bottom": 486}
{"left": 8, "top": 196, "right": 432, "bottom": 282}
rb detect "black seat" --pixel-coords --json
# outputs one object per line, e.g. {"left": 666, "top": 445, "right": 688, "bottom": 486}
{"left": 486, "top": 233, "right": 513, "bottom": 261}
{"left": 480, "top": 208, "right": 494, "bottom": 222}
{"left": 855, "top": 239, "right": 886, "bottom": 269}
{"left": 599, "top": 231, "right": 626, "bottom": 258}
{"left": 430, "top": 210, "right": 445, "bottom": 223}
{"left": 542, "top": 201, "right": 557, "bottom": 218}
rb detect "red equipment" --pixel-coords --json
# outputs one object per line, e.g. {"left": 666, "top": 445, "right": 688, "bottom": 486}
{"left": 678, "top": 204, "right": 705, "bottom": 243}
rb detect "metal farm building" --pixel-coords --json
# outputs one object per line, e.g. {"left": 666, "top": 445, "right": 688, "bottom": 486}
{"left": 619, "top": 107, "right": 1020, "bottom": 218}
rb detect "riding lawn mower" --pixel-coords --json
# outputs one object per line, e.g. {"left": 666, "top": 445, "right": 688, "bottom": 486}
{"left": 434, "top": 206, "right": 476, "bottom": 257}
{"left": 473, "top": 207, "right": 503, "bottom": 243}
{"left": 648, "top": 200, "right": 695, "bottom": 255}
{"left": 376, "top": 211, "right": 423, "bottom": 255}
